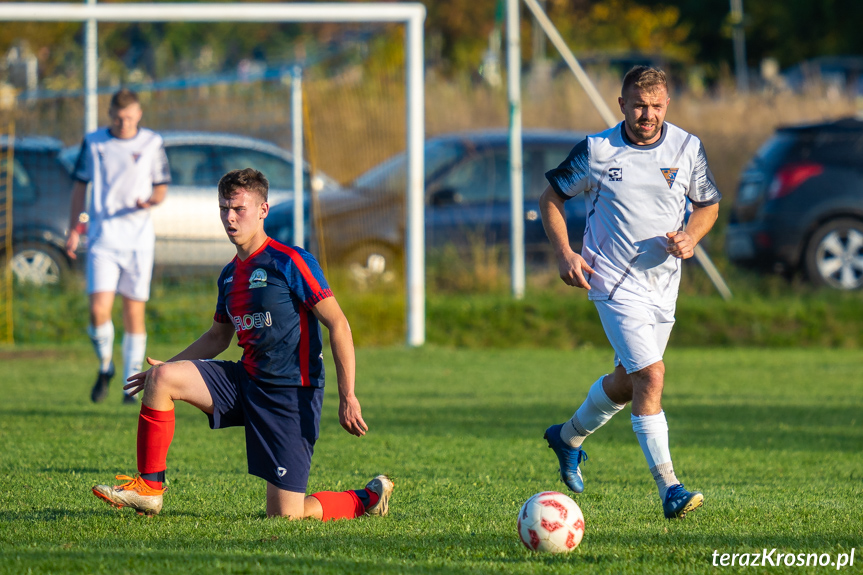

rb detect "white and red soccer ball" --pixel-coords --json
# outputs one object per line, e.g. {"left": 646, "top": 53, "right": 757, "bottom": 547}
{"left": 517, "top": 491, "right": 585, "bottom": 553}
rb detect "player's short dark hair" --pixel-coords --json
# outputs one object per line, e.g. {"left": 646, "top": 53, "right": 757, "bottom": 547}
{"left": 110, "top": 88, "right": 140, "bottom": 110}
{"left": 621, "top": 66, "right": 668, "bottom": 96}
{"left": 218, "top": 168, "right": 269, "bottom": 203}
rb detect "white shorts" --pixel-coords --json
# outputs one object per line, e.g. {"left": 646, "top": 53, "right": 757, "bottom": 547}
{"left": 594, "top": 298, "right": 676, "bottom": 374}
{"left": 86, "top": 246, "right": 154, "bottom": 302}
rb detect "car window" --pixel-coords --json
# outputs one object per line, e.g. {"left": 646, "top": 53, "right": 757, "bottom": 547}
{"left": 749, "top": 133, "right": 797, "bottom": 172}
{"left": 25, "top": 153, "right": 71, "bottom": 204}
{"left": 9, "top": 156, "right": 37, "bottom": 204}
{"left": 352, "top": 140, "right": 464, "bottom": 196}
{"left": 490, "top": 151, "right": 512, "bottom": 201}
{"left": 216, "top": 147, "right": 303, "bottom": 190}
{"left": 165, "top": 145, "right": 217, "bottom": 187}
{"left": 4, "top": 150, "right": 71, "bottom": 206}
{"left": 525, "top": 145, "right": 576, "bottom": 199}
{"left": 432, "top": 149, "right": 509, "bottom": 204}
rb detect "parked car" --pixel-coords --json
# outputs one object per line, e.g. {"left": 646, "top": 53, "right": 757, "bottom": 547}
{"left": 61, "top": 131, "right": 334, "bottom": 269}
{"left": 265, "top": 130, "right": 587, "bottom": 278}
{"left": 725, "top": 118, "right": 863, "bottom": 289}
{"left": 783, "top": 56, "right": 863, "bottom": 96}
{"left": 2, "top": 135, "right": 78, "bottom": 286}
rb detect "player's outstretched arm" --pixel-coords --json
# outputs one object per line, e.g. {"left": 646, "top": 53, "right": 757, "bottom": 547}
{"left": 169, "top": 320, "right": 235, "bottom": 362}
{"left": 312, "top": 297, "right": 368, "bottom": 437}
{"left": 666, "top": 203, "right": 720, "bottom": 259}
{"left": 539, "top": 186, "right": 594, "bottom": 289}
{"left": 124, "top": 320, "right": 235, "bottom": 396}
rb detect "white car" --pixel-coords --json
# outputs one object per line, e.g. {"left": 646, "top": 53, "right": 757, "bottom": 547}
{"left": 62, "top": 131, "right": 338, "bottom": 268}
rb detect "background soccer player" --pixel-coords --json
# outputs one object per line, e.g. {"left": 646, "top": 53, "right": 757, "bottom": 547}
{"left": 66, "top": 88, "right": 170, "bottom": 404}
{"left": 91, "top": 168, "right": 392, "bottom": 520}
{"left": 539, "top": 66, "right": 721, "bottom": 519}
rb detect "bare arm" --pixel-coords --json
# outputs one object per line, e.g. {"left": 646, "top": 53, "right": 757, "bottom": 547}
{"left": 124, "top": 319, "right": 234, "bottom": 395}
{"left": 312, "top": 296, "right": 367, "bottom": 437}
{"left": 137, "top": 183, "right": 168, "bottom": 209}
{"left": 666, "top": 203, "right": 720, "bottom": 259}
{"left": 65, "top": 180, "right": 88, "bottom": 259}
{"left": 168, "top": 319, "right": 235, "bottom": 362}
{"left": 539, "top": 186, "right": 594, "bottom": 289}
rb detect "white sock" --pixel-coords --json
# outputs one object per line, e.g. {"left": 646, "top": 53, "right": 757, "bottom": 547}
{"left": 87, "top": 321, "right": 114, "bottom": 373}
{"left": 560, "top": 376, "right": 626, "bottom": 448}
{"left": 122, "top": 332, "right": 147, "bottom": 395}
{"left": 631, "top": 411, "right": 679, "bottom": 500}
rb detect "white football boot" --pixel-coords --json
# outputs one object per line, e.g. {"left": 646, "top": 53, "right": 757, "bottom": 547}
{"left": 364, "top": 475, "right": 394, "bottom": 517}
{"left": 92, "top": 474, "right": 165, "bottom": 516}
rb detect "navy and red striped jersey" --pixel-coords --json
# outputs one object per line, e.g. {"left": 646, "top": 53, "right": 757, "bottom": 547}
{"left": 214, "top": 237, "right": 333, "bottom": 387}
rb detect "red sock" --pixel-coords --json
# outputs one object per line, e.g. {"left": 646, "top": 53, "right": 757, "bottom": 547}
{"left": 365, "top": 489, "right": 380, "bottom": 508}
{"left": 136, "top": 405, "right": 175, "bottom": 489}
{"left": 311, "top": 490, "right": 368, "bottom": 521}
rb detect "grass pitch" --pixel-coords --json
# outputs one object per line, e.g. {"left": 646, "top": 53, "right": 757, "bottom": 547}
{"left": 1, "top": 345, "right": 861, "bottom": 574}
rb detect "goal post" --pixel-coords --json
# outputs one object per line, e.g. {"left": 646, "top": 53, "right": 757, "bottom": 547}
{"left": 0, "top": 120, "right": 13, "bottom": 345}
{"left": 0, "top": 2, "right": 428, "bottom": 346}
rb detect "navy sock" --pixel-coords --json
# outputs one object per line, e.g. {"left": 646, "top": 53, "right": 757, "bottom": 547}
{"left": 353, "top": 489, "right": 370, "bottom": 509}
{"left": 141, "top": 470, "right": 165, "bottom": 483}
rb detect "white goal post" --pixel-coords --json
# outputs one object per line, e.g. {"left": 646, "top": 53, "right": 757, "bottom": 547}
{"left": 0, "top": 2, "right": 428, "bottom": 345}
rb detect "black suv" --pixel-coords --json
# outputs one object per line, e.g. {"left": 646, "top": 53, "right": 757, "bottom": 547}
{"left": 2, "top": 136, "right": 76, "bottom": 285}
{"left": 725, "top": 118, "right": 863, "bottom": 289}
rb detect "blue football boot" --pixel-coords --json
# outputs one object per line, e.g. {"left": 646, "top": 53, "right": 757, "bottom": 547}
{"left": 663, "top": 483, "right": 704, "bottom": 519}
{"left": 544, "top": 423, "right": 588, "bottom": 494}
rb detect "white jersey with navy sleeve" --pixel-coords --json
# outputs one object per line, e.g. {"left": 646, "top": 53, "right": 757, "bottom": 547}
{"left": 73, "top": 127, "right": 171, "bottom": 251}
{"left": 545, "top": 122, "right": 721, "bottom": 306}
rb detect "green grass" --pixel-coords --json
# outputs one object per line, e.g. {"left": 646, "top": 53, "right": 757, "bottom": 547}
{"left": 9, "top": 266, "right": 863, "bottom": 349}
{"left": 1, "top": 345, "right": 861, "bottom": 574}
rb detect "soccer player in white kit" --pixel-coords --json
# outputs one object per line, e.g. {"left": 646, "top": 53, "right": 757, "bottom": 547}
{"left": 65, "top": 89, "right": 171, "bottom": 404}
{"left": 539, "top": 66, "right": 721, "bottom": 519}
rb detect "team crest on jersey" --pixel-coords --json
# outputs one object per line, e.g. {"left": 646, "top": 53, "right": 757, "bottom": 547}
{"left": 132, "top": 152, "right": 142, "bottom": 162}
{"left": 660, "top": 168, "right": 679, "bottom": 189}
{"left": 608, "top": 167, "right": 623, "bottom": 181}
{"left": 249, "top": 268, "right": 267, "bottom": 288}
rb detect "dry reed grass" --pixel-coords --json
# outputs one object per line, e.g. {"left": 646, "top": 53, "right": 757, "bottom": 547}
{"left": 13, "top": 72, "right": 858, "bottom": 198}
{"left": 424, "top": 74, "right": 859, "bottom": 205}
{"left": 305, "top": 72, "right": 859, "bottom": 205}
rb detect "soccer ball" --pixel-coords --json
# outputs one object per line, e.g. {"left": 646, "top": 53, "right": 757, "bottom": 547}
{"left": 517, "top": 491, "right": 585, "bottom": 553}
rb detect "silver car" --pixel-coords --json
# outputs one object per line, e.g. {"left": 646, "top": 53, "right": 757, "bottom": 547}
{"left": 62, "top": 131, "right": 337, "bottom": 269}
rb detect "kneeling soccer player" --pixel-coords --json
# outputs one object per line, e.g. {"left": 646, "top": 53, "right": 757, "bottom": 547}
{"left": 92, "top": 168, "right": 392, "bottom": 519}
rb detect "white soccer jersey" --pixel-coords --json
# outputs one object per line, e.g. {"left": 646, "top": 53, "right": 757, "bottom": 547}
{"left": 546, "top": 122, "right": 721, "bottom": 306}
{"left": 73, "top": 127, "right": 171, "bottom": 251}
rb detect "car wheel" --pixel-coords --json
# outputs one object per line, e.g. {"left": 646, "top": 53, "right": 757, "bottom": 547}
{"left": 804, "top": 218, "right": 863, "bottom": 290}
{"left": 342, "top": 243, "right": 401, "bottom": 287}
{"left": 11, "top": 242, "right": 69, "bottom": 286}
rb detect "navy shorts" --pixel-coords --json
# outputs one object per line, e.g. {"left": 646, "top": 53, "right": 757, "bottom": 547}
{"left": 192, "top": 359, "right": 323, "bottom": 493}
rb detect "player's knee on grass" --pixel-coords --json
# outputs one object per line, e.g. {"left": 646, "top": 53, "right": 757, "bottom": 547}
{"left": 265, "top": 484, "right": 316, "bottom": 519}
